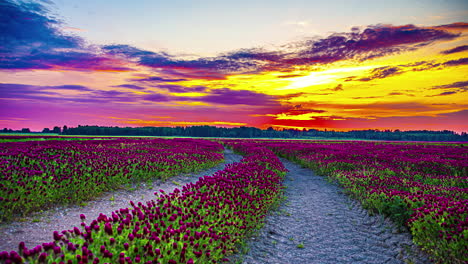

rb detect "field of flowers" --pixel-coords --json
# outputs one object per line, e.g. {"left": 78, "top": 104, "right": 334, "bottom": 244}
{"left": 258, "top": 140, "right": 467, "bottom": 263}
{"left": 0, "top": 136, "right": 113, "bottom": 143}
{"left": 0, "top": 140, "right": 287, "bottom": 263}
{"left": 1, "top": 137, "right": 466, "bottom": 263}
{"left": 0, "top": 138, "right": 224, "bottom": 222}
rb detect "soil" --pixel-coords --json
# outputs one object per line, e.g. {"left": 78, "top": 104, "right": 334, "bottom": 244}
{"left": 233, "top": 158, "right": 432, "bottom": 264}
{"left": 0, "top": 149, "right": 243, "bottom": 252}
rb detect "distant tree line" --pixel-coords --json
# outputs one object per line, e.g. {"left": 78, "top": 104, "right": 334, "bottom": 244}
{"left": 1, "top": 126, "right": 66, "bottom": 134}
{"left": 3, "top": 125, "right": 465, "bottom": 142}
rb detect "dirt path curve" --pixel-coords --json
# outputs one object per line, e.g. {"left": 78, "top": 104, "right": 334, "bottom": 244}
{"left": 237, "top": 158, "right": 432, "bottom": 264}
{"left": 0, "top": 148, "right": 243, "bottom": 253}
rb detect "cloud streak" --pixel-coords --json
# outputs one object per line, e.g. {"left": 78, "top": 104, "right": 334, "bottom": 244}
{"left": 1, "top": 0, "right": 463, "bottom": 78}
{"left": 441, "top": 45, "right": 468, "bottom": 54}
{"left": 103, "top": 24, "right": 464, "bottom": 79}
{"left": 0, "top": 82, "right": 280, "bottom": 108}
{"left": 0, "top": 0, "right": 133, "bottom": 72}
{"left": 357, "top": 66, "right": 403, "bottom": 81}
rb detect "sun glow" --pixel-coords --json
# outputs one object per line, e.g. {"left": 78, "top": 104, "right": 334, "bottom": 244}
{"left": 279, "top": 66, "right": 376, "bottom": 90}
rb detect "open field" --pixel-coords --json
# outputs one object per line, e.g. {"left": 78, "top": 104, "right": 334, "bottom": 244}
{"left": 0, "top": 138, "right": 223, "bottom": 222}
{"left": 0, "top": 137, "right": 466, "bottom": 263}
{"left": 234, "top": 139, "right": 467, "bottom": 263}
{"left": 0, "top": 138, "right": 287, "bottom": 263}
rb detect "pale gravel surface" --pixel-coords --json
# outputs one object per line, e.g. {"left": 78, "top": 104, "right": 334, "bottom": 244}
{"left": 0, "top": 148, "right": 243, "bottom": 252}
{"left": 236, "top": 158, "right": 432, "bottom": 264}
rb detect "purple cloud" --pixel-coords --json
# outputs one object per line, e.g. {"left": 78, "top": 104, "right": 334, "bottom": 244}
{"left": 113, "top": 84, "right": 146, "bottom": 90}
{"left": 1, "top": 1, "right": 464, "bottom": 78}
{"left": 346, "top": 66, "right": 404, "bottom": 82}
{"left": 433, "top": 81, "right": 468, "bottom": 89}
{"left": 0, "top": 83, "right": 58, "bottom": 100}
{"left": 133, "top": 76, "right": 187, "bottom": 83}
{"left": 0, "top": 0, "right": 81, "bottom": 54}
{"left": 53, "top": 85, "right": 93, "bottom": 91}
{"left": 142, "top": 94, "right": 170, "bottom": 102}
{"left": 157, "top": 85, "right": 207, "bottom": 93}
{"left": 102, "top": 23, "right": 462, "bottom": 77}
{"left": 282, "top": 24, "right": 459, "bottom": 67}
{"left": 102, "top": 44, "right": 162, "bottom": 58}
{"left": 0, "top": 83, "right": 139, "bottom": 103}
{"left": 443, "top": 57, "right": 468, "bottom": 67}
{"left": 0, "top": 1, "right": 133, "bottom": 71}
{"left": 441, "top": 45, "right": 468, "bottom": 55}
{"left": 193, "top": 88, "right": 278, "bottom": 106}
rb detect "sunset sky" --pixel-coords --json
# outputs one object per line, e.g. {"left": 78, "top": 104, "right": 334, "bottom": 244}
{"left": 1, "top": 0, "right": 467, "bottom": 132}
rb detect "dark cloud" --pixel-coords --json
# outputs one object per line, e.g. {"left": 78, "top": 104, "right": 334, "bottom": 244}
{"left": 407, "top": 61, "right": 441, "bottom": 71}
{"left": 140, "top": 88, "right": 282, "bottom": 109}
{"left": 0, "top": 1, "right": 133, "bottom": 71}
{"left": 331, "top": 84, "right": 343, "bottom": 91}
{"left": 138, "top": 49, "right": 264, "bottom": 73}
{"left": 433, "top": 81, "right": 468, "bottom": 89}
{"left": 96, "top": 90, "right": 128, "bottom": 97}
{"left": 434, "top": 22, "right": 468, "bottom": 31}
{"left": 277, "top": 92, "right": 308, "bottom": 100}
{"left": 440, "top": 45, "right": 468, "bottom": 55}
{"left": 104, "top": 44, "right": 260, "bottom": 75}
{"left": 355, "top": 66, "right": 403, "bottom": 82}
{"left": 428, "top": 81, "right": 468, "bottom": 97}
{"left": 347, "top": 56, "right": 466, "bottom": 82}
{"left": 102, "top": 44, "right": 163, "bottom": 58}
{"left": 272, "top": 23, "right": 459, "bottom": 69}
{"left": 0, "top": 82, "right": 138, "bottom": 103}
{"left": 286, "top": 24, "right": 459, "bottom": 66}
{"left": 223, "top": 48, "right": 284, "bottom": 62}
{"left": 157, "top": 85, "right": 206, "bottom": 93}
{"left": 0, "top": 81, "right": 276, "bottom": 107}
{"left": 142, "top": 94, "right": 170, "bottom": 102}
{"left": 199, "top": 89, "right": 276, "bottom": 105}
{"left": 0, "top": 1, "right": 464, "bottom": 77}
{"left": 1, "top": 49, "right": 134, "bottom": 71}
{"left": 113, "top": 84, "right": 146, "bottom": 90}
{"left": 0, "top": 83, "right": 91, "bottom": 93}
{"left": 133, "top": 76, "right": 187, "bottom": 83}
{"left": 443, "top": 57, "right": 468, "bottom": 67}
{"left": 396, "top": 58, "right": 467, "bottom": 73}
{"left": 0, "top": 0, "right": 81, "bottom": 54}
{"left": 179, "top": 88, "right": 279, "bottom": 106}
{"left": 425, "top": 90, "right": 465, "bottom": 97}
{"left": 0, "top": 83, "right": 57, "bottom": 100}
{"left": 107, "top": 24, "right": 462, "bottom": 77}
{"left": 53, "top": 85, "right": 92, "bottom": 91}
{"left": 438, "top": 91, "right": 458, "bottom": 96}
{"left": 157, "top": 68, "right": 227, "bottom": 80}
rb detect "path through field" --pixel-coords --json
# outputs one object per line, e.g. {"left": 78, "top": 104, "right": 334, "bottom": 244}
{"left": 0, "top": 148, "right": 243, "bottom": 252}
{"left": 236, "top": 158, "right": 432, "bottom": 264}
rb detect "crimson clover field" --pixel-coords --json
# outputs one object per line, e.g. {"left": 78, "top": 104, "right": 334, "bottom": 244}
{"left": 0, "top": 137, "right": 466, "bottom": 263}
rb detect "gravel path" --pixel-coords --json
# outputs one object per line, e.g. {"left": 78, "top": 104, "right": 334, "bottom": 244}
{"left": 0, "top": 148, "right": 243, "bottom": 252}
{"left": 237, "top": 158, "right": 432, "bottom": 264}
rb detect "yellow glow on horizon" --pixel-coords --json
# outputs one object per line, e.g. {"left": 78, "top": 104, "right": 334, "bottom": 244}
{"left": 168, "top": 92, "right": 206, "bottom": 97}
{"left": 279, "top": 65, "right": 376, "bottom": 90}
